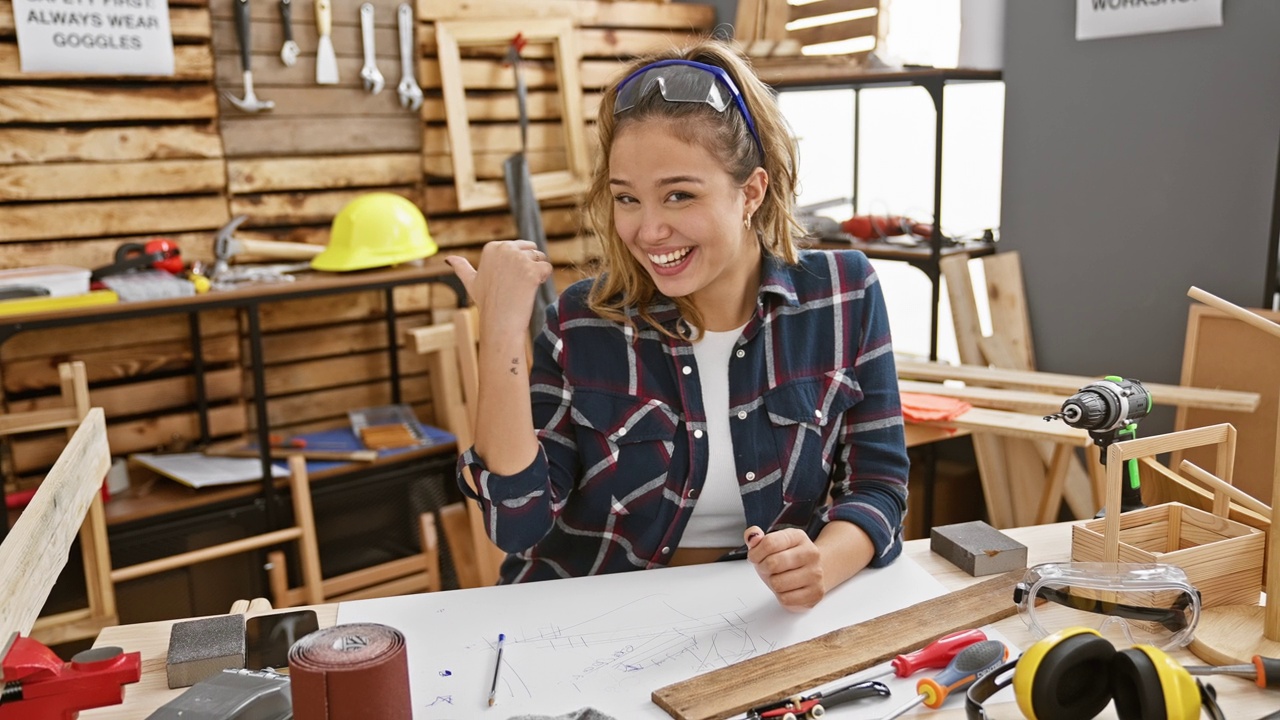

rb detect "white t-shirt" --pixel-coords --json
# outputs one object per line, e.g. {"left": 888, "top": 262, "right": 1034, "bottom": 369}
{"left": 680, "top": 324, "right": 749, "bottom": 548}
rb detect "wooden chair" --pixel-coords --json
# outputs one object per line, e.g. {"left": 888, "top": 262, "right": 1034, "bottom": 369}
{"left": 0, "top": 407, "right": 112, "bottom": 644}
{"left": 263, "top": 456, "right": 443, "bottom": 604}
{"left": 0, "top": 363, "right": 116, "bottom": 646}
{"left": 409, "top": 307, "right": 506, "bottom": 588}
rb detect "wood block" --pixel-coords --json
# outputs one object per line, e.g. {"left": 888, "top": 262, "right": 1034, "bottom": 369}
{"left": 930, "top": 520, "right": 1028, "bottom": 577}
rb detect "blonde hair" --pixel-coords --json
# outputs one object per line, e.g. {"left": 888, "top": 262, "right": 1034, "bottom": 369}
{"left": 583, "top": 39, "right": 804, "bottom": 338}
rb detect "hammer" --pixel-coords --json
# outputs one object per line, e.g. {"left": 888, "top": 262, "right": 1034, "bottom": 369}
{"left": 213, "top": 215, "right": 323, "bottom": 279}
{"left": 224, "top": 0, "right": 274, "bottom": 113}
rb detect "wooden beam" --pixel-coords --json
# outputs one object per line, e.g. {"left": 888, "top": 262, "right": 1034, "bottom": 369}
{"left": 220, "top": 116, "right": 421, "bottom": 157}
{"left": 413, "top": 0, "right": 716, "bottom": 29}
{"left": 227, "top": 154, "right": 421, "bottom": 194}
{"left": 0, "top": 125, "right": 223, "bottom": 165}
{"left": 788, "top": 0, "right": 877, "bottom": 23}
{"left": 652, "top": 569, "right": 1024, "bottom": 720}
{"left": 229, "top": 187, "right": 416, "bottom": 226}
{"left": 0, "top": 196, "right": 229, "bottom": 243}
{"left": 786, "top": 15, "right": 878, "bottom": 47}
{"left": 0, "top": 86, "right": 218, "bottom": 123}
{"left": 0, "top": 43, "right": 213, "bottom": 81}
{"left": 896, "top": 358, "right": 1263, "bottom": 413}
{"left": 0, "top": 409, "right": 110, "bottom": 639}
{"left": 898, "top": 379, "right": 1066, "bottom": 415}
{"left": 0, "top": 159, "right": 226, "bottom": 202}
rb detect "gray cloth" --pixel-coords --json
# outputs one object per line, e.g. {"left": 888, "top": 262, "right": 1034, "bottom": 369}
{"left": 507, "top": 710, "right": 617, "bottom": 720}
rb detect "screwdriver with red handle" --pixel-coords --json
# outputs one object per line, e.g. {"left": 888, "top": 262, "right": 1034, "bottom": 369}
{"left": 1184, "top": 655, "right": 1280, "bottom": 688}
{"left": 860, "top": 629, "right": 988, "bottom": 683}
{"left": 879, "top": 639, "right": 1009, "bottom": 719}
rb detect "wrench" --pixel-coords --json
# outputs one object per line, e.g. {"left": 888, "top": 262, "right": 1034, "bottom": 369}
{"left": 395, "top": 3, "right": 423, "bottom": 111}
{"left": 359, "top": 3, "right": 384, "bottom": 94}
{"left": 278, "top": 0, "right": 299, "bottom": 66}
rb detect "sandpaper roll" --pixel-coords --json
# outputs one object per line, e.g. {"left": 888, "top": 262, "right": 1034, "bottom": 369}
{"left": 288, "top": 623, "right": 411, "bottom": 719}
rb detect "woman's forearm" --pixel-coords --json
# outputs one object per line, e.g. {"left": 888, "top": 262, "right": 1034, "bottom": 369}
{"left": 470, "top": 317, "right": 541, "bottom": 479}
{"left": 815, "top": 519, "right": 876, "bottom": 592}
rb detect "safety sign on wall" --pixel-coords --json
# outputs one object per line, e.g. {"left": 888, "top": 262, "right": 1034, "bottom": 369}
{"left": 1077, "top": 0, "right": 1223, "bottom": 41}
{"left": 13, "top": 0, "right": 175, "bottom": 75}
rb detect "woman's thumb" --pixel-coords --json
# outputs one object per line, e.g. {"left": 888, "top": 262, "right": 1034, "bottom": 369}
{"left": 445, "top": 256, "right": 478, "bottom": 293}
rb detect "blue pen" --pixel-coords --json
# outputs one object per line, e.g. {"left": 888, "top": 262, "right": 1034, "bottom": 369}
{"left": 488, "top": 633, "right": 505, "bottom": 707}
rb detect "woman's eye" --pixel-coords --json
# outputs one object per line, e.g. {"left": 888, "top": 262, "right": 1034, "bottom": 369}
{"left": 613, "top": 195, "right": 637, "bottom": 205}
{"left": 666, "top": 191, "right": 693, "bottom": 203}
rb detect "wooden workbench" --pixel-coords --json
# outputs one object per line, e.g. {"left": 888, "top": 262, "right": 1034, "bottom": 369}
{"left": 83, "top": 523, "right": 1279, "bottom": 719}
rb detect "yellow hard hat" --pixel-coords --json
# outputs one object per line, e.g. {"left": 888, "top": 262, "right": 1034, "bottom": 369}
{"left": 312, "top": 193, "right": 438, "bottom": 272}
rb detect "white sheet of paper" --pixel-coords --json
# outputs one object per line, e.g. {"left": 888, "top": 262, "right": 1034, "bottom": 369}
{"left": 338, "top": 555, "right": 1013, "bottom": 719}
{"left": 131, "top": 452, "right": 288, "bottom": 488}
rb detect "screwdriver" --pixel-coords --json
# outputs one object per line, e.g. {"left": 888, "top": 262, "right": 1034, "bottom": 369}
{"left": 861, "top": 629, "right": 989, "bottom": 682}
{"left": 1184, "top": 655, "right": 1280, "bottom": 689}
{"left": 878, "top": 640, "right": 1008, "bottom": 720}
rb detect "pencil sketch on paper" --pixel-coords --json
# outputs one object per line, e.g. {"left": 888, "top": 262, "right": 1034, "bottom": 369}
{"left": 482, "top": 591, "right": 779, "bottom": 701}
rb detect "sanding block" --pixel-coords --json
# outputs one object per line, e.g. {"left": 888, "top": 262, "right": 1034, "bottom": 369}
{"left": 147, "top": 668, "right": 291, "bottom": 720}
{"left": 166, "top": 614, "right": 247, "bottom": 689}
{"left": 930, "top": 520, "right": 1028, "bottom": 577}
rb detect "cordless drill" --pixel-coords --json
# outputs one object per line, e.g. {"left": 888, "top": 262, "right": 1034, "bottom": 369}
{"left": 1044, "top": 376, "right": 1153, "bottom": 514}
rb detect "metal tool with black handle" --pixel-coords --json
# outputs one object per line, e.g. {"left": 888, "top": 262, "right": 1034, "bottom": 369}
{"left": 225, "top": 0, "right": 275, "bottom": 112}
{"left": 278, "top": 0, "right": 299, "bottom": 66}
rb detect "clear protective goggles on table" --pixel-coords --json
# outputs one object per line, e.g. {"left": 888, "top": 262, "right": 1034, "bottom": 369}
{"left": 613, "top": 59, "right": 764, "bottom": 156}
{"left": 1013, "top": 562, "right": 1201, "bottom": 650}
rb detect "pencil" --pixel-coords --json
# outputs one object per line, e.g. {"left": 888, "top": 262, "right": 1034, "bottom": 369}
{"left": 488, "top": 633, "right": 505, "bottom": 707}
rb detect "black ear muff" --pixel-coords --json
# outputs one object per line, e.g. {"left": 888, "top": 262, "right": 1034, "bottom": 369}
{"left": 1026, "top": 633, "right": 1116, "bottom": 720}
{"left": 1111, "top": 648, "right": 1166, "bottom": 720}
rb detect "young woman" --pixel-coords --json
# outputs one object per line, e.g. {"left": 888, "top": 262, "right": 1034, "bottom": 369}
{"left": 445, "top": 40, "right": 908, "bottom": 610}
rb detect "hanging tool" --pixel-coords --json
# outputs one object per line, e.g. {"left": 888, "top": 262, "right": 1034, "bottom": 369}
{"left": 395, "top": 3, "right": 423, "bottom": 111}
{"left": 359, "top": 3, "right": 385, "bottom": 94}
{"left": 225, "top": 0, "right": 274, "bottom": 113}
{"left": 878, "top": 640, "right": 1008, "bottom": 720}
{"left": 278, "top": 0, "right": 299, "bottom": 66}
{"left": 0, "top": 632, "right": 141, "bottom": 719}
{"left": 1044, "top": 376, "right": 1153, "bottom": 514}
{"left": 90, "top": 238, "right": 183, "bottom": 281}
{"left": 860, "top": 629, "right": 990, "bottom": 683}
{"left": 1185, "top": 655, "right": 1280, "bottom": 689}
{"left": 314, "top": 0, "right": 338, "bottom": 84}
{"left": 747, "top": 681, "right": 889, "bottom": 719}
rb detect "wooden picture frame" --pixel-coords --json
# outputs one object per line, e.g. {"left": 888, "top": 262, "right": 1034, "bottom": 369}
{"left": 435, "top": 18, "right": 590, "bottom": 212}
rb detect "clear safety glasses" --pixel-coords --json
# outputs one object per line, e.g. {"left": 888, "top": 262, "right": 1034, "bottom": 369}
{"left": 1014, "top": 562, "right": 1201, "bottom": 650}
{"left": 613, "top": 59, "right": 764, "bottom": 157}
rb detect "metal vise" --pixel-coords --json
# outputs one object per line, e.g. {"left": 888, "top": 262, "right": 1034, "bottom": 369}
{"left": 0, "top": 633, "right": 141, "bottom": 719}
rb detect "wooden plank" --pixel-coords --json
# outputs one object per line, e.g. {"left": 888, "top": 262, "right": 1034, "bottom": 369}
{"left": 254, "top": 350, "right": 430, "bottom": 397}
{"left": 2, "top": 310, "right": 237, "bottom": 360}
{"left": 0, "top": 196, "right": 229, "bottom": 243}
{"left": 920, "top": 407, "right": 1090, "bottom": 446}
{"left": 432, "top": 207, "right": 580, "bottom": 249}
{"left": 788, "top": 0, "right": 877, "bottom": 23}
{"left": 229, "top": 187, "right": 418, "bottom": 227}
{"left": 735, "top": 0, "right": 763, "bottom": 43}
{"left": 0, "top": 86, "right": 218, "bottom": 123}
{"left": 418, "top": 57, "right": 622, "bottom": 91}
{"left": 256, "top": 375, "right": 431, "bottom": 428}
{"left": 226, "top": 154, "right": 421, "bottom": 194}
{"left": 418, "top": 26, "right": 700, "bottom": 59}
{"left": 0, "top": 4, "right": 209, "bottom": 40}
{"left": 251, "top": 314, "right": 429, "bottom": 364}
{"left": 0, "top": 43, "right": 213, "bottom": 81}
{"left": 0, "top": 232, "right": 219, "bottom": 271}
{"left": 652, "top": 569, "right": 1024, "bottom": 720}
{"left": 895, "top": 358, "right": 1263, "bottom": 413}
{"left": 3, "top": 333, "right": 240, "bottom": 393}
{"left": 424, "top": 122, "right": 570, "bottom": 155}
{"left": 0, "top": 159, "right": 226, "bottom": 202}
{"left": 7, "top": 368, "right": 243, "bottom": 419}
{"left": 788, "top": 16, "right": 879, "bottom": 48}
{"left": 424, "top": 147, "right": 569, "bottom": 180}
{"left": 760, "top": 0, "right": 790, "bottom": 42}
{"left": 898, "top": 379, "right": 1067, "bottom": 415}
{"left": 215, "top": 78, "right": 414, "bottom": 118}
{"left": 413, "top": 0, "right": 716, "bottom": 29}
{"left": 0, "top": 125, "right": 223, "bottom": 165}
{"left": 981, "top": 253, "right": 1037, "bottom": 370}
{"left": 250, "top": 290, "right": 392, "bottom": 333}
{"left": 210, "top": 21, "right": 399, "bottom": 61}
{"left": 220, "top": 116, "right": 422, "bottom": 157}
{"left": 1173, "top": 304, "right": 1280, "bottom": 503}
{"left": 0, "top": 409, "right": 109, "bottom": 640}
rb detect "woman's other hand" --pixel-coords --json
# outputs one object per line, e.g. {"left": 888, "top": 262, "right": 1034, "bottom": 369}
{"left": 744, "top": 525, "right": 826, "bottom": 611}
{"left": 446, "top": 240, "right": 552, "bottom": 335}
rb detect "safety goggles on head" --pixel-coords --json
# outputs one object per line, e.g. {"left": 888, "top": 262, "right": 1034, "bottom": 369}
{"left": 613, "top": 59, "right": 765, "bottom": 157}
{"left": 1013, "top": 562, "right": 1201, "bottom": 650}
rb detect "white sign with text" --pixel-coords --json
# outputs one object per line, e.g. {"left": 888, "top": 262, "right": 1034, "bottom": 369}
{"left": 1077, "top": 0, "right": 1223, "bottom": 41}
{"left": 14, "top": 0, "right": 175, "bottom": 75}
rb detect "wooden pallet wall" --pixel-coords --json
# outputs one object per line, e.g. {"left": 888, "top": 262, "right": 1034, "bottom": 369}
{"left": 0, "top": 0, "right": 716, "bottom": 488}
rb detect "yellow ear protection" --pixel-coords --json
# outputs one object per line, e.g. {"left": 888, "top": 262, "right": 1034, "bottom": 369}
{"left": 964, "top": 628, "right": 1205, "bottom": 720}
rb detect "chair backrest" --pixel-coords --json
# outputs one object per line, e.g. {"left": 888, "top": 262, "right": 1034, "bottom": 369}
{"left": 0, "top": 407, "right": 111, "bottom": 641}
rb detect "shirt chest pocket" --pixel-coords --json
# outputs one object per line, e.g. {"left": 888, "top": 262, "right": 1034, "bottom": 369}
{"left": 571, "top": 389, "right": 680, "bottom": 464}
{"left": 762, "top": 368, "right": 863, "bottom": 500}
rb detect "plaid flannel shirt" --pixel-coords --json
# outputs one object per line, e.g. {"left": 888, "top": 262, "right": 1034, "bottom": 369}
{"left": 459, "top": 249, "right": 909, "bottom": 584}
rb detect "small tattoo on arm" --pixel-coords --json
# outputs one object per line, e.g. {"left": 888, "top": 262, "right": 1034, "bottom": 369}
{"left": 510, "top": 357, "right": 519, "bottom": 375}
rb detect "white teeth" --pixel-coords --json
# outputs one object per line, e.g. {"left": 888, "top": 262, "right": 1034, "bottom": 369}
{"left": 647, "top": 247, "right": 691, "bottom": 267}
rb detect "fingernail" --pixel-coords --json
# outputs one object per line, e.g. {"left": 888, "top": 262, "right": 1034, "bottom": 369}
{"left": 746, "top": 531, "right": 762, "bottom": 544}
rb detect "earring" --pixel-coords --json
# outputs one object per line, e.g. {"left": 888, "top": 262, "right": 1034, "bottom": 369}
{"left": 744, "top": 212, "right": 752, "bottom": 230}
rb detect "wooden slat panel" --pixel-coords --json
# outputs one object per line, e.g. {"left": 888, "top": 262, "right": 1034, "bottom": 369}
{"left": 251, "top": 290, "right": 391, "bottom": 333}
{"left": 431, "top": 207, "right": 580, "bottom": 248}
{"left": 0, "top": 44, "right": 213, "bottom": 81}
{"left": 0, "top": 86, "right": 218, "bottom": 123}
{"left": 0, "top": 4, "right": 209, "bottom": 41}
{"left": 424, "top": 122, "right": 568, "bottom": 155}
{"left": 0, "top": 196, "right": 228, "bottom": 243}
{"left": 0, "top": 232, "right": 221, "bottom": 270}
{"left": 422, "top": 90, "right": 602, "bottom": 123}
{"left": 788, "top": 0, "right": 878, "bottom": 23}
{"left": 418, "top": 26, "right": 700, "bottom": 59}
{"left": 414, "top": 0, "right": 716, "bottom": 29}
{"left": 210, "top": 21, "right": 398, "bottom": 60}
{"left": 2, "top": 310, "right": 237, "bottom": 360}
{"left": 0, "top": 125, "right": 223, "bottom": 165}
{"left": 0, "top": 159, "right": 226, "bottom": 202}
{"left": 251, "top": 314, "right": 430, "bottom": 364}
{"left": 3, "top": 333, "right": 240, "bottom": 393}
{"left": 7, "top": 368, "right": 243, "bottom": 418}
{"left": 229, "top": 187, "right": 417, "bottom": 226}
{"left": 418, "top": 58, "right": 622, "bottom": 91}
{"left": 254, "top": 349, "right": 430, "bottom": 397}
{"left": 213, "top": 52, "right": 399, "bottom": 89}
{"left": 257, "top": 375, "right": 430, "bottom": 428}
{"left": 216, "top": 81, "right": 414, "bottom": 118}
{"left": 220, "top": 117, "right": 422, "bottom": 157}
{"left": 227, "top": 154, "right": 421, "bottom": 194}
{"left": 787, "top": 15, "right": 878, "bottom": 47}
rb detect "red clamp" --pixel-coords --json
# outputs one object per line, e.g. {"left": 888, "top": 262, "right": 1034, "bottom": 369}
{"left": 0, "top": 634, "right": 141, "bottom": 720}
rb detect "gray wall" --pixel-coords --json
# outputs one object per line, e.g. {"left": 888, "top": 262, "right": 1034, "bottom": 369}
{"left": 1001, "top": 1, "right": 1280, "bottom": 431}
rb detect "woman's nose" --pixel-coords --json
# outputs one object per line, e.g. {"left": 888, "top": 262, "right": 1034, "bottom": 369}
{"left": 636, "top": 208, "right": 671, "bottom": 243}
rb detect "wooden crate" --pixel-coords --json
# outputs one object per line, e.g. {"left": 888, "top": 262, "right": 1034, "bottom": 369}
{"left": 1072, "top": 502, "right": 1264, "bottom": 608}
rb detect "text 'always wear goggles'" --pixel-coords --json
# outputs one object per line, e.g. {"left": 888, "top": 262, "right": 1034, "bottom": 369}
{"left": 613, "top": 59, "right": 765, "bottom": 157}
{"left": 1013, "top": 562, "right": 1201, "bottom": 650}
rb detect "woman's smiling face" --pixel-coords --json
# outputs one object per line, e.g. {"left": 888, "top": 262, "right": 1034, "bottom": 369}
{"left": 608, "top": 118, "right": 766, "bottom": 330}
